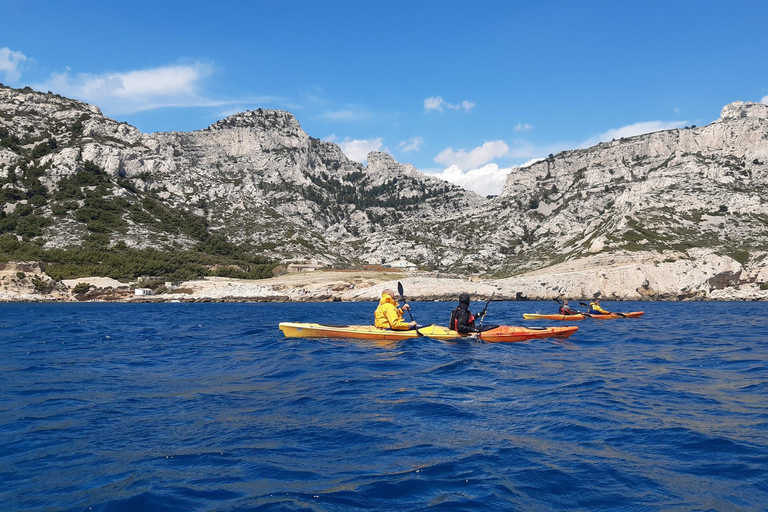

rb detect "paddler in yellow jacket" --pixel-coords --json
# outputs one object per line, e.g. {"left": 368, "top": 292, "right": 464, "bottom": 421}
{"left": 588, "top": 299, "right": 610, "bottom": 315}
{"left": 375, "top": 289, "right": 417, "bottom": 330}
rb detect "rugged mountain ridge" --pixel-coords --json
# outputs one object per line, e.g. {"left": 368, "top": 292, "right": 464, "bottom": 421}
{"left": 2, "top": 84, "right": 768, "bottom": 299}
{"left": 0, "top": 85, "right": 485, "bottom": 269}
{"left": 488, "top": 100, "right": 768, "bottom": 269}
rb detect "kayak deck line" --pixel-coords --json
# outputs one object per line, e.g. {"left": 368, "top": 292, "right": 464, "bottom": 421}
{"left": 278, "top": 322, "right": 578, "bottom": 343}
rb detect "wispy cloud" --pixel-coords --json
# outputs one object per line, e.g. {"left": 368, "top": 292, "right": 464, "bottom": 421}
{"left": 331, "top": 136, "right": 384, "bottom": 164}
{"left": 428, "top": 117, "right": 689, "bottom": 196}
{"left": 398, "top": 136, "right": 424, "bottom": 153}
{"left": 434, "top": 140, "right": 509, "bottom": 170}
{"left": 317, "top": 107, "right": 372, "bottom": 122}
{"left": 430, "top": 163, "right": 511, "bottom": 197}
{"left": 424, "top": 96, "right": 475, "bottom": 113}
{"left": 0, "top": 47, "right": 27, "bottom": 83}
{"left": 514, "top": 122, "right": 533, "bottom": 132}
{"left": 31, "top": 62, "right": 258, "bottom": 115}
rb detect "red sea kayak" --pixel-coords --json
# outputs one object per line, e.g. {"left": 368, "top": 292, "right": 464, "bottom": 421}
{"left": 278, "top": 322, "right": 578, "bottom": 343}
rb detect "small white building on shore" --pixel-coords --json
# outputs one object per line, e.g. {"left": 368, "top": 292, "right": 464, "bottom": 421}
{"left": 383, "top": 260, "right": 418, "bottom": 271}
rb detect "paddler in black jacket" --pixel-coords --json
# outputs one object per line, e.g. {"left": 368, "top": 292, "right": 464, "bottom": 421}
{"left": 450, "top": 293, "right": 497, "bottom": 333}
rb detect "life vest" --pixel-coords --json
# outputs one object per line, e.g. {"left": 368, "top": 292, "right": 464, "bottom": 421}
{"left": 449, "top": 306, "right": 475, "bottom": 331}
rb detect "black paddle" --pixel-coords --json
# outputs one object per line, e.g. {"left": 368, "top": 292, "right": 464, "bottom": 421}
{"left": 477, "top": 292, "right": 495, "bottom": 335}
{"left": 579, "top": 301, "right": 625, "bottom": 318}
{"left": 397, "top": 281, "right": 422, "bottom": 336}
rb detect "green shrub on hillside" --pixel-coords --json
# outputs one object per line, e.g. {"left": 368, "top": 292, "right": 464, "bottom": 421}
{"left": 72, "top": 282, "right": 91, "bottom": 294}
{"left": 0, "top": 234, "right": 278, "bottom": 282}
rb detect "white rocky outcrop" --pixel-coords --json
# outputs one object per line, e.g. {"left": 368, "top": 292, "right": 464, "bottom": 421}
{"left": 720, "top": 101, "right": 768, "bottom": 120}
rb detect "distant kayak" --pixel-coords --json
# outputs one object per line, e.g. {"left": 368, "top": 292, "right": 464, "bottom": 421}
{"left": 524, "top": 311, "right": 644, "bottom": 320}
{"left": 523, "top": 313, "right": 587, "bottom": 321}
{"left": 278, "top": 322, "right": 578, "bottom": 343}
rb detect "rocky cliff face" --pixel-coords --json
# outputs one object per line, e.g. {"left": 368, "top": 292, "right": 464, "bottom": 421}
{"left": 0, "top": 86, "right": 485, "bottom": 267}
{"left": 2, "top": 84, "right": 768, "bottom": 299}
{"left": 469, "top": 101, "right": 768, "bottom": 287}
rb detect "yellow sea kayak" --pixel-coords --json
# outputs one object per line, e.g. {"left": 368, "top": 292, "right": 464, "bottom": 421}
{"left": 278, "top": 322, "right": 578, "bottom": 343}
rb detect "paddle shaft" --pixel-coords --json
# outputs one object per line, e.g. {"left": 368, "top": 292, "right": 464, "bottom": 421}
{"left": 397, "top": 281, "right": 422, "bottom": 335}
{"left": 397, "top": 282, "right": 415, "bottom": 322}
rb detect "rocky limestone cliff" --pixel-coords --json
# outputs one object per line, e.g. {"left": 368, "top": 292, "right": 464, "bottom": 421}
{"left": 472, "top": 101, "right": 768, "bottom": 279}
{"left": 2, "top": 84, "right": 768, "bottom": 300}
{"left": 1, "top": 88, "right": 486, "bottom": 267}
{"left": 0, "top": 261, "right": 65, "bottom": 300}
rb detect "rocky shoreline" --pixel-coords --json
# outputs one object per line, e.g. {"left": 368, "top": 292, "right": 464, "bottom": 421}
{"left": 2, "top": 250, "right": 768, "bottom": 303}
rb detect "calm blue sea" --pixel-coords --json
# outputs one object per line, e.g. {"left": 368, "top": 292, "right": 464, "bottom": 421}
{"left": 1, "top": 300, "right": 767, "bottom": 511}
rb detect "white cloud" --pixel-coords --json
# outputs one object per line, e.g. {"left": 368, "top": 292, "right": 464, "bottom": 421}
{"left": 424, "top": 96, "right": 444, "bottom": 111}
{"left": 431, "top": 163, "right": 512, "bottom": 196}
{"left": 31, "top": 62, "right": 229, "bottom": 115}
{"left": 762, "top": 95, "right": 768, "bottom": 104}
{"left": 0, "top": 47, "right": 27, "bottom": 83}
{"left": 338, "top": 137, "right": 384, "bottom": 163}
{"left": 514, "top": 122, "right": 533, "bottom": 132}
{"left": 434, "top": 140, "right": 509, "bottom": 170}
{"left": 580, "top": 120, "right": 687, "bottom": 148}
{"left": 428, "top": 116, "right": 693, "bottom": 195}
{"left": 398, "top": 136, "right": 424, "bottom": 152}
{"left": 424, "top": 95, "right": 475, "bottom": 113}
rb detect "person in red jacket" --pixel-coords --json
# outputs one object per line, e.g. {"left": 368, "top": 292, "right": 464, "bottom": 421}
{"left": 559, "top": 300, "right": 577, "bottom": 315}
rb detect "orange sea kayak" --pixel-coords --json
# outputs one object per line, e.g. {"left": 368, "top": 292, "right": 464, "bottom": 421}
{"left": 477, "top": 325, "right": 578, "bottom": 342}
{"left": 523, "top": 313, "right": 587, "bottom": 321}
{"left": 278, "top": 322, "right": 578, "bottom": 342}
{"left": 523, "top": 311, "right": 644, "bottom": 320}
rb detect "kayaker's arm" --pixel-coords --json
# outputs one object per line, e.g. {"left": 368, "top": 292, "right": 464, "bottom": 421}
{"left": 386, "top": 306, "right": 415, "bottom": 330}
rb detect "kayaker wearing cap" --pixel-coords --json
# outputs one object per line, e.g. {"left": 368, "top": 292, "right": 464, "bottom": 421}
{"left": 449, "top": 293, "right": 487, "bottom": 333}
{"left": 375, "top": 288, "right": 417, "bottom": 330}
{"left": 559, "top": 300, "right": 577, "bottom": 315}
{"left": 588, "top": 299, "right": 610, "bottom": 315}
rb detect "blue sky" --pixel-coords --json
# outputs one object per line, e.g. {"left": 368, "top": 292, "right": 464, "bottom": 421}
{"left": 3, "top": 0, "right": 768, "bottom": 195}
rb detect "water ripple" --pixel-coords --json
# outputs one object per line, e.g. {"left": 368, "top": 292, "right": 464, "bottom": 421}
{"left": 1, "top": 301, "right": 767, "bottom": 510}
